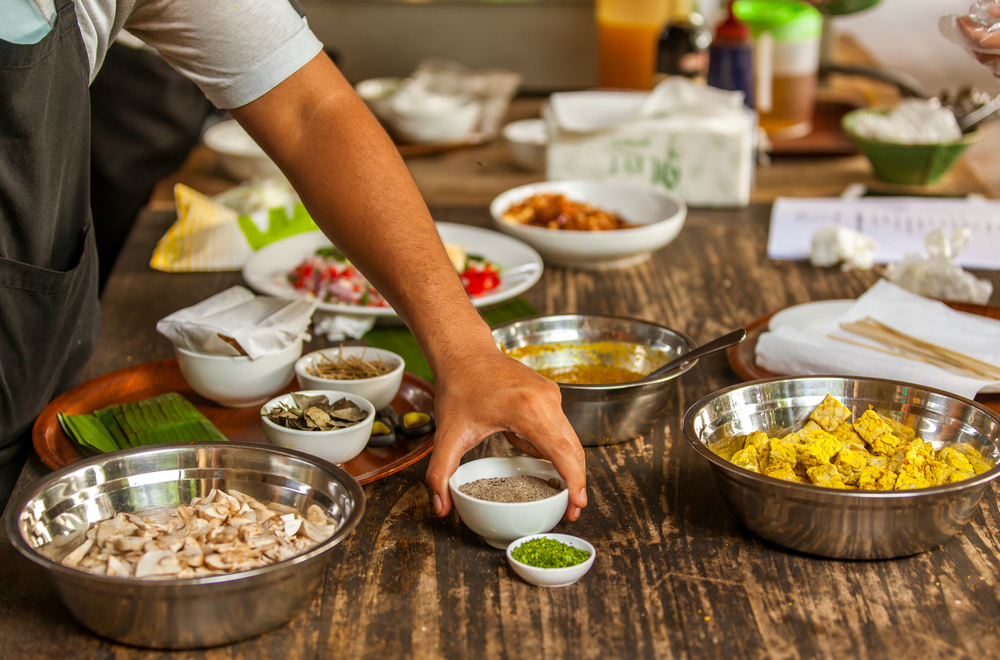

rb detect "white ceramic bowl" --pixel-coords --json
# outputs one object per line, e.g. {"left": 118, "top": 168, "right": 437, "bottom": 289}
{"left": 390, "top": 101, "right": 482, "bottom": 144}
{"left": 503, "top": 119, "right": 548, "bottom": 173}
{"left": 448, "top": 457, "right": 569, "bottom": 549}
{"left": 174, "top": 338, "right": 303, "bottom": 408}
{"left": 354, "top": 77, "right": 403, "bottom": 123}
{"left": 295, "top": 347, "right": 405, "bottom": 411}
{"left": 203, "top": 119, "right": 281, "bottom": 181}
{"left": 489, "top": 180, "right": 687, "bottom": 270}
{"left": 261, "top": 389, "right": 375, "bottom": 464}
{"left": 506, "top": 533, "right": 597, "bottom": 588}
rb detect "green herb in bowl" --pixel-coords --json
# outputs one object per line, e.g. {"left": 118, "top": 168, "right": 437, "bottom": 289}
{"left": 510, "top": 537, "right": 591, "bottom": 568}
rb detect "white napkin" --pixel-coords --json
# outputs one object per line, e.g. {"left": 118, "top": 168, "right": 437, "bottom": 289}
{"left": 756, "top": 279, "right": 1000, "bottom": 399}
{"left": 549, "top": 77, "right": 747, "bottom": 133}
{"left": 312, "top": 312, "right": 377, "bottom": 342}
{"left": 157, "top": 286, "right": 317, "bottom": 359}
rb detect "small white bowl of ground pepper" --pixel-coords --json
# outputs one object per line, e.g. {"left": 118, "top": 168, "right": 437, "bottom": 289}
{"left": 506, "top": 534, "right": 596, "bottom": 588}
{"left": 449, "top": 457, "right": 569, "bottom": 549}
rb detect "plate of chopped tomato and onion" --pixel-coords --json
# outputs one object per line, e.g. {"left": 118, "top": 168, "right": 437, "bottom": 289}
{"left": 241, "top": 223, "right": 543, "bottom": 317}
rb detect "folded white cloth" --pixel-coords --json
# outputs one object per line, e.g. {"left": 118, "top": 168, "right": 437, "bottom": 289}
{"left": 756, "top": 279, "right": 1000, "bottom": 399}
{"left": 157, "top": 286, "right": 316, "bottom": 359}
{"left": 312, "top": 312, "right": 377, "bottom": 342}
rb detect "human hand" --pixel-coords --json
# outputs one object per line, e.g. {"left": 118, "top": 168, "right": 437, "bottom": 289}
{"left": 957, "top": 3, "right": 1000, "bottom": 72}
{"left": 424, "top": 349, "right": 588, "bottom": 522}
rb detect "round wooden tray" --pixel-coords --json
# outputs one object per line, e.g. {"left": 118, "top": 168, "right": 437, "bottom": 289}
{"left": 727, "top": 301, "right": 1000, "bottom": 415}
{"left": 33, "top": 358, "right": 435, "bottom": 484}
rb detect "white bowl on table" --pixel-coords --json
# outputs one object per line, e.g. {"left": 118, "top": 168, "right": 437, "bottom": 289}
{"left": 489, "top": 180, "right": 687, "bottom": 270}
{"left": 354, "top": 77, "right": 403, "bottom": 123}
{"left": 295, "top": 346, "right": 405, "bottom": 411}
{"left": 448, "top": 456, "right": 569, "bottom": 549}
{"left": 203, "top": 119, "right": 281, "bottom": 181}
{"left": 506, "top": 533, "right": 597, "bottom": 588}
{"left": 261, "top": 389, "right": 376, "bottom": 464}
{"left": 174, "top": 338, "right": 303, "bottom": 408}
{"left": 390, "top": 101, "right": 482, "bottom": 144}
{"left": 502, "top": 119, "right": 548, "bottom": 173}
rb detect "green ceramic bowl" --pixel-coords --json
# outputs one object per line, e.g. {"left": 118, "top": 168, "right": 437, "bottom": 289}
{"left": 842, "top": 109, "right": 978, "bottom": 186}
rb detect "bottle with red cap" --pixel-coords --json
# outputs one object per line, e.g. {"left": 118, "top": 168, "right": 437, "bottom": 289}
{"left": 707, "top": 0, "right": 755, "bottom": 108}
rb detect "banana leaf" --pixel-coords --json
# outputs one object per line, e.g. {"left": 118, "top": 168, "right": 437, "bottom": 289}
{"left": 60, "top": 392, "right": 229, "bottom": 454}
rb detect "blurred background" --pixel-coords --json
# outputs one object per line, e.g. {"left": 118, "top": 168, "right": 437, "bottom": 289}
{"left": 301, "top": 0, "right": 995, "bottom": 98}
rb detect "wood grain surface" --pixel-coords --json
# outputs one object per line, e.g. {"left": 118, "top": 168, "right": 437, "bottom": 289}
{"left": 1, "top": 204, "right": 999, "bottom": 660}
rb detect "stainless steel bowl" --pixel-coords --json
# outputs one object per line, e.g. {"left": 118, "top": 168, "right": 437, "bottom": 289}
{"left": 6, "top": 442, "right": 365, "bottom": 649}
{"left": 683, "top": 376, "right": 1000, "bottom": 559}
{"left": 493, "top": 315, "right": 696, "bottom": 446}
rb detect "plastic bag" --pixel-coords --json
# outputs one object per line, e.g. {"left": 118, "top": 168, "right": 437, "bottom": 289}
{"left": 883, "top": 228, "right": 994, "bottom": 304}
{"left": 940, "top": 1, "right": 1000, "bottom": 77}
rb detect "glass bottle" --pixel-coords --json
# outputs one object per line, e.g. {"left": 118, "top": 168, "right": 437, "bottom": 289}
{"left": 657, "top": 0, "right": 712, "bottom": 82}
{"left": 596, "top": 0, "right": 670, "bottom": 90}
{"left": 707, "top": 0, "right": 756, "bottom": 108}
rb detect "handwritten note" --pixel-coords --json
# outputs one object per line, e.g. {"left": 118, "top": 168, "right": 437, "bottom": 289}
{"left": 767, "top": 197, "right": 1000, "bottom": 269}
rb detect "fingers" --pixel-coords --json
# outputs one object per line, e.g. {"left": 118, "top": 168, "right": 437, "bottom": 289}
{"left": 504, "top": 431, "right": 545, "bottom": 458}
{"left": 509, "top": 410, "right": 588, "bottom": 521}
{"left": 958, "top": 15, "right": 1000, "bottom": 50}
{"left": 424, "top": 421, "right": 471, "bottom": 518}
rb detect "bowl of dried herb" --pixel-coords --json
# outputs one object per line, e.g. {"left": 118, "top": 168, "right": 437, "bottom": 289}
{"left": 295, "top": 347, "right": 405, "bottom": 411}
{"left": 261, "top": 390, "right": 375, "bottom": 464}
{"left": 506, "top": 533, "right": 596, "bottom": 588}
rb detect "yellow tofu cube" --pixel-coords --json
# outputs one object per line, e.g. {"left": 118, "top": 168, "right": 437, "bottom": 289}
{"left": 807, "top": 464, "right": 849, "bottom": 489}
{"left": 878, "top": 413, "right": 916, "bottom": 442}
{"left": 858, "top": 466, "right": 897, "bottom": 491}
{"left": 808, "top": 394, "right": 853, "bottom": 432}
{"left": 923, "top": 459, "right": 955, "bottom": 486}
{"left": 937, "top": 446, "right": 975, "bottom": 474}
{"left": 888, "top": 441, "right": 933, "bottom": 477}
{"left": 764, "top": 437, "right": 798, "bottom": 479}
{"left": 834, "top": 447, "right": 867, "bottom": 486}
{"left": 956, "top": 445, "right": 994, "bottom": 475}
{"left": 795, "top": 434, "right": 842, "bottom": 469}
{"left": 743, "top": 431, "right": 771, "bottom": 463}
{"left": 869, "top": 432, "right": 902, "bottom": 457}
{"left": 832, "top": 424, "right": 867, "bottom": 453}
{"left": 801, "top": 420, "right": 824, "bottom": 433}
{"left": 895, "top": 471, "right": 932, "bottom": 490}
{"left": 730, "top": 445, "right": 761, "bottom": 473}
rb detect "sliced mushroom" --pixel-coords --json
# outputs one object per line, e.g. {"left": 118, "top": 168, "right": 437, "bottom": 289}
{"left": 306, "top": 505, "right": 328, "bottom": 526}
{"left": 61, "top": 537, "right": 95, "bottom": 568}
{"left": 134, "top": 550, "right": 181, "bottom": 578}
{"left": 281, "top": 514, "right": 303, "bottom": 538}
{"left": 301, "top": 521, "right": 336, "bottom": 544}
{"left": 106, "top": 555, "right": 132, "bottom": 577}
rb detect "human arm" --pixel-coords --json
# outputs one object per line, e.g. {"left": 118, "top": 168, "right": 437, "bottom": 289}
{"left": 228, "top": 53, "right": 587, "bottom": 520}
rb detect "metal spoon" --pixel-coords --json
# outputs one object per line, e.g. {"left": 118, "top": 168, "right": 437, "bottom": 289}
{"left": 634, "top": 328, "right": 747, "bottom": 384}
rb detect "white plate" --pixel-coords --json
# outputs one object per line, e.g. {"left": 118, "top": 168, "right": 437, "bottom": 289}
{"left": 767, "top": 300, "right": 853, "bottom": 334}
{"left": 241, "top": 222, "right": 543, "bottom": 317}
{"left": 767, "top": 299, "right": 1000, "bottom": 394}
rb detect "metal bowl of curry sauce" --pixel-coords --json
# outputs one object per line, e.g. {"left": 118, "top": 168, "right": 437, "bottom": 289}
{"left": 683, "top": 376, "right": 1000, "bottom": 559}
{"left": 492, "top": 315, "right": 697, "bottom": 446}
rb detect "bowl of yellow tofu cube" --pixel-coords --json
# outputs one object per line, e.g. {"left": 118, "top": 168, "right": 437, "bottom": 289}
{"left": 683, "top": 376, "right": 1000, "bottom": 559}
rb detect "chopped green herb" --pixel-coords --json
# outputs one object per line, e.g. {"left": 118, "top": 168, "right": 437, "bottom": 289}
{"left": 510, "top": 537, "right": 591, "bottom": 569}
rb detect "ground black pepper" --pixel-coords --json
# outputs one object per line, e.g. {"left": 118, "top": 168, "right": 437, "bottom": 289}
{"left": 458, "top": 475, "right": 563, "bottom": 503}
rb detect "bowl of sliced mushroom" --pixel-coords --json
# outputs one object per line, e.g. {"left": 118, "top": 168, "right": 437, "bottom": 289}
{"left": 5, "top": 442, "right": 365, "bottom": 649}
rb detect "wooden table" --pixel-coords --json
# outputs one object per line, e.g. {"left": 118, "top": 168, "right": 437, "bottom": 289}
{"left": 2, "top": 201, "right": 1000, "bottom": 659}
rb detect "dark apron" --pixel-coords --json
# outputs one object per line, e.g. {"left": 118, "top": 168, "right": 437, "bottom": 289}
{"left": 0, "top": 0, "right": 101, "bottom": 460}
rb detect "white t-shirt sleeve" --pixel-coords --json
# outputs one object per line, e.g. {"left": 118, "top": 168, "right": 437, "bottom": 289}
{"left": 123, "top": 0, "right": 324, "bottom": 109}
